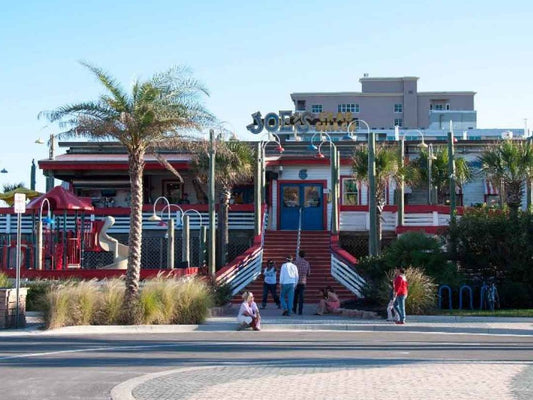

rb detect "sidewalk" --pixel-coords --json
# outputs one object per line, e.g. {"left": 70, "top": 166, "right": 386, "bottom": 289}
{"left": 2, "top": 306, "right": 532, "bottom": 337}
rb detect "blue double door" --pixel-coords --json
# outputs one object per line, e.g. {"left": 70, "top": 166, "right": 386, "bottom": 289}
{"left": 279, "top": 183, "right": 324, "bottom": 230}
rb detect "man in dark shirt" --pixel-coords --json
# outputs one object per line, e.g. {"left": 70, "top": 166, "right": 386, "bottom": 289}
{"left": 292, "top": 250, "right": 311, "bottom": 315}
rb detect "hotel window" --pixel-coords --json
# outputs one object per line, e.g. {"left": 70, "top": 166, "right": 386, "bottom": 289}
{"left": 311, "top": 104, "right": 323, "bottom": 113}
{"left": 434, "top": 104, "right": 444, "bottom": 110}
{"left": 446, "top": 103, "right": 450, "bottom": 110}
{"left": 296, "top": 100, "right": 306, "bottom": 111}
{"left": 394, "top": 103, "right": 403, "bottom": 113}
{"left": 338, "top": 103, "right": 359, "bottom": 113}
{"left": 342, "top": 178, "right": 358, "bottom": 205}
{"left": 394, "top": 118, "right": 403, "bottom": 127}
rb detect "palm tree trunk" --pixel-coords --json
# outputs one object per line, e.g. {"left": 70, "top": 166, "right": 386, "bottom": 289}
{"left": 376, "top": 204, "right": 384, "bottom": 255}
{"left": 124, "top": 147, "right": 145, "bottom": 323}
{"left": 216, "top": 188, "right": 231, "bottom": 267}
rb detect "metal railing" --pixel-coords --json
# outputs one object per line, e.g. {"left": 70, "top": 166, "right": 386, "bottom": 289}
{"left": 296, "top": 206, "right": 302, "bottom": 255}
{"left": 330, "top": 236, "right": 366, "bottom": 298}
{"left": 215, "top": 210, "right": 268, "bottom": 296}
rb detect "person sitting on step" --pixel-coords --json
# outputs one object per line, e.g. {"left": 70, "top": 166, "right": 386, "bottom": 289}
{"left": 315, "top": 286, "right": 340, "bottom": 315}
{"left": 237, "top": 291, "right": 261, "bottom": 331}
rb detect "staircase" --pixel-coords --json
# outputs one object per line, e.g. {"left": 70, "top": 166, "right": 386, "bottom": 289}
{"left": 234, "top": 231, "right": 356, "bottom": 305}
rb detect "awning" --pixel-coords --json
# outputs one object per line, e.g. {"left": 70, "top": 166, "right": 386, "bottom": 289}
{"left": 26, "top": 186, "right": 94, "bottom": 212}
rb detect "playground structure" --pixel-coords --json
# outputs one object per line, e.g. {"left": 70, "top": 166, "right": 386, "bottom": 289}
{"left": 0, "top": 187, "right": 206, "bottom": 279}
{"left": 95, "top": 216, "right": 128, "bottom": 269}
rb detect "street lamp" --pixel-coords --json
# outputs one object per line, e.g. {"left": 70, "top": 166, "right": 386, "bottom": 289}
{"left": 309, "top": 132, "right": 340, "bottom": 234}
{"left": 428, "top": 144, "right": 437, "bottom": 205}
{"left": 256, "top": 133, "right": 284, "bottom": 235}
{"left": 148, "top": 196, "right": 175, "bottom": 269}
{"left": 36, "top": 198, "right": 53, "bottom": 270}
{"left": 35, "top": 133, "right": 56, "bottom": 191}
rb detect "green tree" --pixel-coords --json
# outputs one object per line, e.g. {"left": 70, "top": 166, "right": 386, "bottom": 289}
{"left": 478, "top": 139, "right": 533, "bottom": 217}
{"left": 2, "top": 183, "right": 26, "bottom": 193}
{"left": 412, "top": 147, "right": 472, "bottom": 204}
{"left": 191, "top": 137, "right": 255, "bottom": 267}
{"left": 40, "top": 63, "right": 213, "bottom": 321}
{"left": 352, "top": 145, "right": 405, "bottom": 251}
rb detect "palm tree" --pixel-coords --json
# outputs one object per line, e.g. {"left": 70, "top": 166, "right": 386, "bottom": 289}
{"left": 190, "top": 137, "right": 255, "bottom": 267}
{"left": 352, "top": 145, "right": 403, "bottom": 251}
{"left": 2, "top": 183, "right": 26, "bottom": 193}
{"left": 40, "top": 63, "right": 213, "bottom": 321}
{"left": 413, "top": 147, "right": 472, "bottom": 204}
{"left": 478, "top": 139, "right": 533, "bottom": 216}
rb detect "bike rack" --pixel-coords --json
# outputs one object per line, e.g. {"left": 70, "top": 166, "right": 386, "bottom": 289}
{"left": 438, "top": 285, "right": 453, "bottom": 310}
{"left": 459, "top": 284, "right": 473, "bottom": 310}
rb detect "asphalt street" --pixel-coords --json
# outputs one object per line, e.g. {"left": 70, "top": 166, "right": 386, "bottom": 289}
{"left": 0, "top": 331, "right": 532, "bottom": 399}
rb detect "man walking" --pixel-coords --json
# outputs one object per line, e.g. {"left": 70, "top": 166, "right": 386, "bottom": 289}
{"left": 279, "top": 255, "right": 299, "bottom": 316}
{"left": 393, "top": 267, "right": 408, "bottom": 325}
{"left": 292, "top": 250, "right": 310, "bottom": 315}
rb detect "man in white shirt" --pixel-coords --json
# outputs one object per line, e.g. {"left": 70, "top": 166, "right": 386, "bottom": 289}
{"left": 279, "top": 255, "right": 299, "bottom": 316}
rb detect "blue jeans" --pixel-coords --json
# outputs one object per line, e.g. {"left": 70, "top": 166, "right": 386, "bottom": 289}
{"left": 261, "top": 283, "right": 280, "bottom": 308}
{"left": 394, "top": 295, "right": 407, "bottom": 322}
{"left": 280, "top": 284, "right": 295, "bottom": 315}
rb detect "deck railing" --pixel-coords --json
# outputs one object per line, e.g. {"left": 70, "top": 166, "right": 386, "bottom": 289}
{"left": 330, "top": 235, "right": 366, "bottom": 298}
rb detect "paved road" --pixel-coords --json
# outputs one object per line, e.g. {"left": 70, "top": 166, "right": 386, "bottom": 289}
{"left": 0, "top": 331, "right": 532, "bottom": 399}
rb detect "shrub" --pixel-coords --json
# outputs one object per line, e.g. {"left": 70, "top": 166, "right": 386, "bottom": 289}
{"left": 25, "top": 280, "right": 54, "bottom": 311}
{"left": 211, "top": 281, "right": 233, "bottom": 306}
{"left": 377, "top": 267, "right": 437, "bottom": 315}
{"left": 498, "top": 281, "right": 533, "bottom": 309}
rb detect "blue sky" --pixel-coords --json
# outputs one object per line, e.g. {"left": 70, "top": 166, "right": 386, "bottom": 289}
{"left": 1, "top": 0, "right": 532, "bottom": 192}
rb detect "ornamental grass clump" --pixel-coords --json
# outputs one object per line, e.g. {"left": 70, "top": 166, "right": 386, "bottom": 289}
{"left": 173, "top": 277, "right": 212, "bottom": 324}
{"left": 45, "top": 280, "right": 100, "bottom": 328}
{"left": 377, "top": 267, "right": 437, "bottom": 315}
{"left": 45, "top": 275, "right": 212, "bottom": 329}
{"left": 0, "top": 272, "right": 11, "bottom": 288}
{"left": 93, "top": 279, "right": 125, "bottom": 325}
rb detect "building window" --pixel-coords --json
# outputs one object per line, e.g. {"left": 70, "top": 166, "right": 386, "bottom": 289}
{"left": 434, "top": 104, "right": 444, "bottom": 110}
{"left": 394, "top": 119, "right": 403, "bottom": 127}
{"left": 394, "top": 103, "right": 403, "bottom": 113}
{"left": 338, "top": 103, "right": 359, "bottom": 113}
{"left": 446, "top": 103, "right": 450, "bottom": 110}
{"left": 311, "top": 104, "right": 323, "bottom": 113}
{"left": 342, "top": 178, "right": 358, "bottom": 205}
{"left": 296, "top": 100, "right": 306, "bottom": 111}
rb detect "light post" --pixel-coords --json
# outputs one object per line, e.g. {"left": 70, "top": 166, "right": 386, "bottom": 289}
{"left": 35, "top": 133, "right": 55, "bottom": 191}
{"left": 181, "top": 209, "right": 205, "bottom": 267}
{"left": 428, "top": 144, "right": 437, "bottom": 205}
{"left": 256, "top": 133, "right": 284, "bottom": 235}
{"left": 398, "top": 128, "right": 429, "bottom": 227}
{"left": 36, "top": 198, "right": 53, "bottom": 270}
{"left": 208, "top": 129, "right": 216, "bottom": 279}
{"left": 309, "top": 132, "right": 340, "bottom": 234}
{"left": 148, "top": 196, "right": 175, "bottom": 269}
{"left": 345, "top": 119, "right": 377, "bottom": 256}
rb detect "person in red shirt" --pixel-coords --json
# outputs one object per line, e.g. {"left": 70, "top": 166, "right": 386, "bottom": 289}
{"left": 393, "top": 268, "right": 408, "bottom": 324}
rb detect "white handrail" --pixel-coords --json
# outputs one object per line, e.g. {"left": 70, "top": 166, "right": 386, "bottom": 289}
{"left": 331, "top": 252, "right": 366, "bottom": 298}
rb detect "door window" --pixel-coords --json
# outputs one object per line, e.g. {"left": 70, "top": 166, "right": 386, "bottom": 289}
{"left": 282, "top": 186, "right": 299, "bottom": 208}
{"left": 304, "top": 185, "right": 321, "bottom": 207}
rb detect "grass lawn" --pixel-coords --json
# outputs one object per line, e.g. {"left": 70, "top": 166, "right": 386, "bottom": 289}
{"left": 434, "top": 309, "right": 533, "bottom": 318}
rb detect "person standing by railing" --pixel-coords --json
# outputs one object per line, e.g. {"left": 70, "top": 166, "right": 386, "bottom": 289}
{"left": 292, "top": 250, "right": 310, "bottom": 315}
{"left": 260, "top": 259, "right": 280, "bottom": 309}
{"left": 279, "top": 255, "right": 299, "bottom": 316}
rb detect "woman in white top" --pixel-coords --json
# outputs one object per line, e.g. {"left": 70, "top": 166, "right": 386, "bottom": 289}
{"left": 237, "top": 291, "right": 261, "bottom": 331}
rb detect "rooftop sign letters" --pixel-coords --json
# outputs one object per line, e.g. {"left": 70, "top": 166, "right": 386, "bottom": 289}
{"left": 247, "top": 111, "right": 356, "bottom": 134}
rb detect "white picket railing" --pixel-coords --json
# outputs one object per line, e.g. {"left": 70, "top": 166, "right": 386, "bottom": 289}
{"left": 216, "top": 211, "right": 268, "bottom": 296}
{"left": 331, "top": 252, "right": 366, "bottom": 298}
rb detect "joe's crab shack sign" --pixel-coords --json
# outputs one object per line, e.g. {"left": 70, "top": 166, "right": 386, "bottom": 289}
{"left": 246, "top": 110, "right": 357, "bottom": 134}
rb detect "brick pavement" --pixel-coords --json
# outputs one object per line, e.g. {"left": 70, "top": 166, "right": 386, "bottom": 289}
{"left": 125, "top": 363, "right": 529, "bottom": 400}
